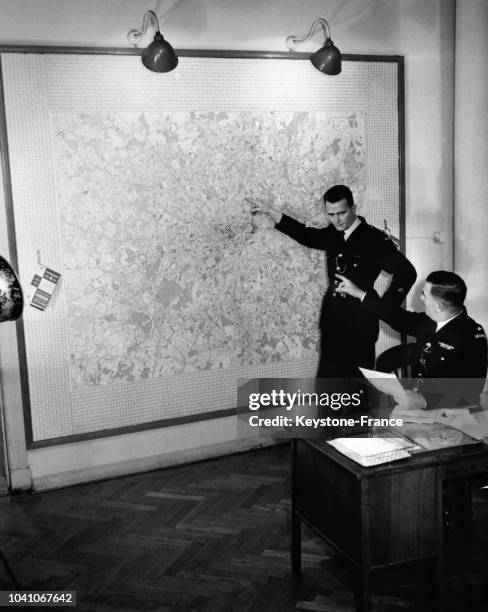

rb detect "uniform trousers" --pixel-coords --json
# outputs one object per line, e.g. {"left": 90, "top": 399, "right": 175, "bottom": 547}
{"left": 316, "top": 331, "right": 375, "bottom": 417}
{"left": 317, "top": 331, "right": 376, "bottom": 379}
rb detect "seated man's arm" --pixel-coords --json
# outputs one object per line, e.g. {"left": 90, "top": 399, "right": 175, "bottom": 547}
{"left": 361, "top": 289, "right": 429, "bottom": 338}
{"left": 463, "top": 328, "right": 488, "bottom": 379}
{"left": 335, "top": 274, "right": 428, "bottom": 336}
{"left": 455, "top": 327, "right": 488, "bottom": 401}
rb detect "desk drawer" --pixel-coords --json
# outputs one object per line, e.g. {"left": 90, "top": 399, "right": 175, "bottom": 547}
{"left": 367, "top": 469, "right": 436, "bottom": 565}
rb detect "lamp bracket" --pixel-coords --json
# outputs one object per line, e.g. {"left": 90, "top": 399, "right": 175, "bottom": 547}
{"left": 286, "top": 17, "right": 331, "bottom": 52}
{"left": 127, "top": 10, "right": 161, "bottom": 47}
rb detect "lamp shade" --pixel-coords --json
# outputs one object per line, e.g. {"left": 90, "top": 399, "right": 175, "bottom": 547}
{"left": 310, "top": 38, "right": 342, "bottom": 75}
{"left": 142, "top": 32, "right": 178, "bottom": 73}
{"left": 0, "top": 255, "right": 23, "bottom": 323}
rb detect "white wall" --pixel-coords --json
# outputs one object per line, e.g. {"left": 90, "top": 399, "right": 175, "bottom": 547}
{"left": 454, "top": 0, "right": 488, "bottom": 331}
{"left": 0, "top": 0, "right": 459, "bottom": 489}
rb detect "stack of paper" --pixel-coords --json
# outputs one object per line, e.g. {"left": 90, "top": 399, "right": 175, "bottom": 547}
{"left": 327, "top": 435, "right": 414, "bottom": 466}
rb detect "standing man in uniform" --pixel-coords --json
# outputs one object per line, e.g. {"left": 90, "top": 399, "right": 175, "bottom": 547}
{"left": 335, "top": 270, "right": 488, "bottom": 408}
{"left": 246, "top": 185, "right": 417, "bottom": 379}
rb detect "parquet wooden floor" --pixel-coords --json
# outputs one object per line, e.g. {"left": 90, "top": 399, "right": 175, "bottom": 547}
{"left": 0, "top": 444, "right": 487, "bottom": 611}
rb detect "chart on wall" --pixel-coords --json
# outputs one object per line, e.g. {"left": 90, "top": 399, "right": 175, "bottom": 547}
{"left": 52, "top": 110, "right": 365, "bottom": 386}
{"left": 0, "top": 52, "right": 402, "bottom": 442}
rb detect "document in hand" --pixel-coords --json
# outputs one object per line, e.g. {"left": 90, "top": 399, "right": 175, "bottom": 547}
{"left": 359, "top": 367, "right": 407, "bottom": 397}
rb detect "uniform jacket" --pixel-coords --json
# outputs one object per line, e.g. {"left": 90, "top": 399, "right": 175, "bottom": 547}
{"left": 275, "top": 214, "right": 417, "bottom": 340}
{"left": 362, "top": 291, "right": 488, "bottom": 406}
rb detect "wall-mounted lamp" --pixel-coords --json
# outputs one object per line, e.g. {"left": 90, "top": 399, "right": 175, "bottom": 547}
{"left": 127, "top": 10, "right": 178, "bottom": 73}
{"left": 286, "top": 18, "right": 342, "bottom": 75}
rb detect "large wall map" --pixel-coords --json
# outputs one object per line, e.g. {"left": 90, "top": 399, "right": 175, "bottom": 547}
{"left": 52, "top": 111, "right": 365, "bottom": 386}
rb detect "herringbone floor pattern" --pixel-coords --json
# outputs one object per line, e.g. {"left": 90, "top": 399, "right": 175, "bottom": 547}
{"left": 0, "top": 444, "right": 487, "bottom": 611}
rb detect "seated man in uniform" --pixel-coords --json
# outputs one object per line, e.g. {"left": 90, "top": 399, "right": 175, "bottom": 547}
{"left": 338, "top": 270, "right": 488, "bottom": 553}
{"left": 335, "top": 270, "right": 487, "bottom": 409}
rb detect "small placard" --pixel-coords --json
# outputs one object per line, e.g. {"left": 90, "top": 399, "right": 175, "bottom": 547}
{"left": 29, "top": 266, "right": 61, "bottom": 311}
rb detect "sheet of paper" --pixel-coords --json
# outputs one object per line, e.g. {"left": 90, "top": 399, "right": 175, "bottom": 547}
{"left": 391, "top": 406, "right": 488, "bottom": 441}
{"left": 359, "top": 367, "right": 406, "bottom": 396}
{"left": 390, "top": 422, "right": 478, "bottom": 451}
{"left": 445, "top": 411, "right": 488, "bottom": 441}
{"left": 431, "top": 408, "right": 471, "bottom": 420}
{"left": 430, "top": 407, "right": 478, "bottom": 430}
{"left": 390, "top": 405, "right": 436, "bottom": 424}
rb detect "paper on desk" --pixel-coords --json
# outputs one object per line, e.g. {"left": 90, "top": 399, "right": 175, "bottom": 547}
{"left": 391, "top": 405, "right": 488, "bottom": 440}
{"left": 392, "top": 406, "right": 478, "bottom": 426}
{"left": 441, "top": 411, "right": 488, "bottom": 441}
{"left": 359, "top": 367, "right": 407, "bottom": 396}
{"left": 391, "top": 406, "right": 437, "bottom": 424}
{"left": 431, "top": 408, "right": 475, "bottom": 425}
{"left": 394, "top": 422, "right": 472, "bottom": 451}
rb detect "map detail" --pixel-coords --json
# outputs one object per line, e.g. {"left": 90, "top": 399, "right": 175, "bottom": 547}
{"left": 52, "top": 111, "right": 366, "bottom": 386}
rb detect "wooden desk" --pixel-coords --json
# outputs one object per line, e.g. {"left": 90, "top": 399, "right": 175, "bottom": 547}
{"left": 291, "top": 436, "right": 488, "bottom": 612}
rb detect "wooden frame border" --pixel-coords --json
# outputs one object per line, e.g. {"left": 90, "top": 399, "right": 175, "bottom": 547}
{"left": 0, "top": 46, "right": 405, "bottom": 450}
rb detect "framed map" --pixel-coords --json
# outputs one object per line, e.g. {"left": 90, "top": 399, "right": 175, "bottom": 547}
{"left": 0, "top": 50, "right": 403, "bottom": 445}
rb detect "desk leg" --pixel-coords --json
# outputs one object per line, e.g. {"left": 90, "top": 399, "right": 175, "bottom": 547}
{"left": 355, "top": 481, "right": 371, "bottom": 612}
{"left": 434, "top": 471, "right": 445, "bottom": 612}
{"left": 291, "top": 510, "right": 301, "bottom": 577}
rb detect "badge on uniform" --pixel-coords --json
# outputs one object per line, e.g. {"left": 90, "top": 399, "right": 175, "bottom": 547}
{"left": 438, "top": 341, "right": 454, "bottom": 350}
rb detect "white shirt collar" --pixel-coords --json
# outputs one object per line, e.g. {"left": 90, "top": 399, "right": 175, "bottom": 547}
{"left": 436, "top": 310, "right": 462, "bottom": 332}
{"left": 344, "top": 217, "right": 361, "bottom": 240}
